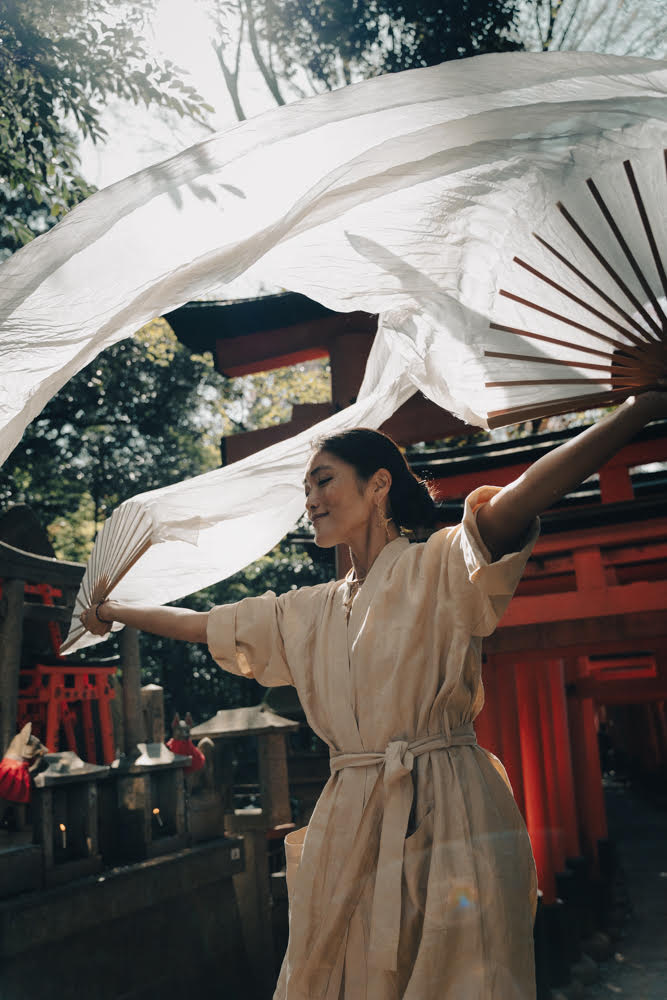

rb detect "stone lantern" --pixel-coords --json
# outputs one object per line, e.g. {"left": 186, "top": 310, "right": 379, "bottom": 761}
{"left": 191, "top": 703, "right": 299, "bottom": 993}
{"left": 32, "top": 751, "right": 110, "bottom": 887}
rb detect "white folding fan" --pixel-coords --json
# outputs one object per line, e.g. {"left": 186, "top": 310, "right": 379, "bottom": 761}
{"left": 60, "top": 502, "right": 154, "bottom": 653}
{"left": 482, "top": 150, "right": 666, "bottom": 427}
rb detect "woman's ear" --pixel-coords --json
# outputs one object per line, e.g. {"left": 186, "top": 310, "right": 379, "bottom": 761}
{"left": 372, "top": 468, "right": 392, "bottom": 500}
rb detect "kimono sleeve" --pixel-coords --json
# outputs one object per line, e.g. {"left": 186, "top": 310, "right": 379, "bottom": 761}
{"left": 456, "top": 484, "right": 539, "bottom": 637}
{"left": 207, "top": 590, "right": 294, "bottom": 687}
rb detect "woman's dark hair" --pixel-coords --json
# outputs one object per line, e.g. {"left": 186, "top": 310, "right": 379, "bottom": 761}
{"left": 311, "top": 427, "right": 439, "bottom": 532}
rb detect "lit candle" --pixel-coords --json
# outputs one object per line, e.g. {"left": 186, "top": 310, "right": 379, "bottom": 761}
{"left": 59, "top": 823, "right": 67, "bottom": 850}
{"left": 152, "top": 807, "right": 164, "bottom": 828}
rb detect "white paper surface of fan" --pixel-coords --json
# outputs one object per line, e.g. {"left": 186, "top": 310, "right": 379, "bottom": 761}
{"left": 366, "top": 139, "right": 667, "bottom": 431}
{"left": 60, "top": 503, "right": 155, "bottom": 653}
{"left": 482, "top": 149, "right": 667, "bottom": 426}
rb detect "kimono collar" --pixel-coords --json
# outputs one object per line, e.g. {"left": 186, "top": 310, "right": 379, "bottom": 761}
{"left": 343, "top": 535, "right": 410, "bottom": 632}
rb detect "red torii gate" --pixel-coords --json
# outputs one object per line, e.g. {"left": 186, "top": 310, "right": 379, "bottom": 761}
{"left": 166, "top": 292, "right": 667, "bottom": 907}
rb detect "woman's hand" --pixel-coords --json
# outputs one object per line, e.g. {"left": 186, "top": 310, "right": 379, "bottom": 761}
{"left": 80, "top": 601, "right": 113, "bottom": 636}
{"left": 476, "top": 388, "right": 665, "bottom": 561}
{"left": 631, "top": 387, "right": 667, "bottom": 421}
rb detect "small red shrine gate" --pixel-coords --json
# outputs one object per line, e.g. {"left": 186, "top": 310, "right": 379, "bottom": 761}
{"left": 0, "top": 542, "right": 118, "bottom": 764}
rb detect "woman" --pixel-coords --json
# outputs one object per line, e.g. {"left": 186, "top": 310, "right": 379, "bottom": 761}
{"left": 82, "top": 391, "right": 665, "bottom": 1000}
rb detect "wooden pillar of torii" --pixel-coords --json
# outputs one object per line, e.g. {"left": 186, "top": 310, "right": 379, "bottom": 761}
{"left": 477, "top": 658, "right": 580, "bottom": 905}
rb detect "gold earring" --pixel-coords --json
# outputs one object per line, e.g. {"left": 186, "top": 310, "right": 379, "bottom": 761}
{"left": 375, "top": 502, "right": 392, "bottom": 542}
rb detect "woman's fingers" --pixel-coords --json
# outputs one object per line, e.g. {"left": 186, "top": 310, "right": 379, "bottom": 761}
{"left": 79, "top": 606, "right": 111, "bottom": 636}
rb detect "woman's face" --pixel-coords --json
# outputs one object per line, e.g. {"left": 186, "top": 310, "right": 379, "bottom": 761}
{"left": 304, "top": 449, "right": 377, "bottom": 548}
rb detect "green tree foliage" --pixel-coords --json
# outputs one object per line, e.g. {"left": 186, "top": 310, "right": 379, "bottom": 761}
{"left": 516, "top": 0, "right": 667, "bottom": 56}
{"left": 225, "top": 359, "right": 331, "bottom": 432}
{"left": 267, "top": 0, "right": 522, "bottom": 89}
{"left": 0, "top": 319, "right": 238, "bottom": 559}
{"left": 1, "top": 314, "right": 332, "bottom": 720}
{"left": 0, "top": 0, "right": 212, "bottom": 255}
{"left": 207, "top": 0, "right": 521, "bottom": 117}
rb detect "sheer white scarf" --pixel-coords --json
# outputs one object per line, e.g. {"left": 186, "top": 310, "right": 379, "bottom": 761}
{"left": 0, "top": 52, "right": 664, "bottom": 650}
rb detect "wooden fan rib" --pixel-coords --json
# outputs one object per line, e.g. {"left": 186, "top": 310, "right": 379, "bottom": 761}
{"left": 586, "top": 175, "right": 667, "bottom": 328}
{"left": 487, "top": 381, "right": 642, "bottom": 392}
{"left": 486, "top": 339, "right": 663, "bottom": 382}
{"left": 511, "top": 261, "right": 651, "bottom": 348}
{"left": 489, "top": 321, "right": 633, "bottom": 360}
{"left": 487, "top": 388, "right": 629, "bottom": 428}
{"left": 624, "top": 156, "right": 667, "bottom": 301}
{"left": 531, "top": 234, "right": 655, "bottom": 345}
{"left": 484, "top": 350, "right": 617, "bottom": 374}
{"left": 79, "top": 569, "right": 93, "bottom": 613}
{"left": 89, "top": 515, "right": 120, "bottom": 606}
{"left": 497, "top": 287, "right": 637, "bottom": 349}
{"left": 485, "top": 377, "right": 612, "bottom": 387}
{"left": 99, "top": 512, "right": 123, "bottom": 594}
{"left": 87, "top": 506, "right": 153, "bottom": 606}
{"left": 557, "top": 201, "right": 663, "bottom": 339}
{"left": 99, "top": 522, "right": 152, "bottom": 594}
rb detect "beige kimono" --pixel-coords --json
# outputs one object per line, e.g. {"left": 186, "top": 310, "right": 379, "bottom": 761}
{"left": 208, "top": 486, "right": 540, "bottom": 1000}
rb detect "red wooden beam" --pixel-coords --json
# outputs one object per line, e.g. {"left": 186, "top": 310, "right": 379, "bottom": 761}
{"left": 531, "top": 517, "right": 667, "bottom": 555}
{"left": 220, "top": 346, "right": 329, "bottom": 377}
{"left": 501, "top": 578, "right": 667, "bottom": 629}
{"left": 431, "top": 434, "right": 667, "bottom": 503}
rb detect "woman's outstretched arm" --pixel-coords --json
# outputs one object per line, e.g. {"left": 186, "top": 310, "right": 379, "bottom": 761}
{"left": 81, "top": 600, "right": 209, "bottom": 643}
{"left": 476, "top": 391, "right": 667, "bottom": 561}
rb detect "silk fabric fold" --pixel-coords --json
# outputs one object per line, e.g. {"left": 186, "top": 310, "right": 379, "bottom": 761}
{"left": 0, "top": 53, "right": 665, "bottom": 646}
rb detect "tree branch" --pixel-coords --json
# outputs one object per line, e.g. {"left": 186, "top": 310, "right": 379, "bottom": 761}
{"left": 211, "top": 3, "right": 246, "bottom": 123}
{"left": 244, "top": 0, "right": 285, "bottom": 106}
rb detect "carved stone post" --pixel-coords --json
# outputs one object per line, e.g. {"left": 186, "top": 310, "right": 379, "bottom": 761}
{"left": 141, "top": 683, "right": 165, "bottom": 744}
{"left": 257, "top": 730, "right": 293, "bottom": 828}
{"left": 119, "top": 627, "right": 144, "bottom": 757}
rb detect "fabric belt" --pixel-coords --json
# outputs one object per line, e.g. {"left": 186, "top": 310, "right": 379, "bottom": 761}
{"left": 328, "top": 724, "right": 477, "bottom": 973}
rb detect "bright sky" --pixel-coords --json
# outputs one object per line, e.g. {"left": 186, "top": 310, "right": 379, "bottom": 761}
{"left": 78, "top": 0, "right": 290, "bottom": 299}
{"left": 78, "top": 0, "right": 278, "bottom": 191}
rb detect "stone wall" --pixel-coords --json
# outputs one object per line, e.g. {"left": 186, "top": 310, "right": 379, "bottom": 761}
{"left": 0, "top": 837, "right": 257, "bottom": 1000}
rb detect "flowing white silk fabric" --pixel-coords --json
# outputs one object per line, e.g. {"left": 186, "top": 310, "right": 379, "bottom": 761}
{"left": 0, "top": 52, "right": 664, "bottom": 650}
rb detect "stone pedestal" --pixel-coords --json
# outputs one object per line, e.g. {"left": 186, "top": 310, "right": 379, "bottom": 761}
{"left": 31, "top": 752, "right": 110, "bottom": 887}
{"left": 191, "top": 704, "right": 300, "bottom": 997}
{"left": 110, "top": 747, "right": 190, "bottom": 862}
{"left": 229, "top": 809, "right": 278, "bottom": 998}
{"left": 0, "top": 836, "right": 251, "bottom": 1000}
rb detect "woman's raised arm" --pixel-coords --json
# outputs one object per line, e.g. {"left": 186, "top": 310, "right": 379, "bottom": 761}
{"left": 476, "top": 391, "right": 667, "bottom": 562}
{"left": 81, "top": 600, "right": 209, "bottom": 644}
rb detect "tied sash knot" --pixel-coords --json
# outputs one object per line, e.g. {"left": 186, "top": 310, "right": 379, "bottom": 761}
{"left": 328, "top": 724, "right": 477, "bottom": 973}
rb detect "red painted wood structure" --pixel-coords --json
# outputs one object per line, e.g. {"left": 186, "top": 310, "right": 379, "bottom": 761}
{"left": 0, "top": 539, "right": 118, "bottom": 766}
{"left": 166, "top": 292, "right": 470, "bottom": 462}
{"left": 417, "top": 438, "right": 667, "bottom": 903}
{"left": 4, "top": 581, "right": 116, "bottom": 763}
{"left": 166, "top": 292, "right": 667, "bottom": 907}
